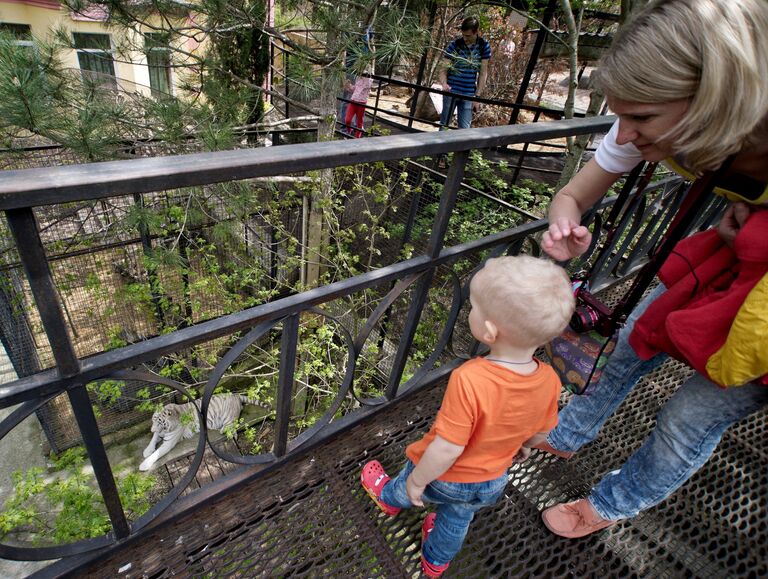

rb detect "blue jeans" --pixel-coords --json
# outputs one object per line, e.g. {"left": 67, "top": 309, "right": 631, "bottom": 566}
{"left": 381, "top": 460, "right": 507, "bottom": 566}
{"left": 548, "top": 284, "right": 768, "bottom": 520}
{"left": 440, "top": 95, "right": 473, "bottom": 129}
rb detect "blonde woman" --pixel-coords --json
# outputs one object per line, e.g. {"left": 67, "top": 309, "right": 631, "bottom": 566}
{"left": 536, "top": 0, "right": 768, "bottom": 538}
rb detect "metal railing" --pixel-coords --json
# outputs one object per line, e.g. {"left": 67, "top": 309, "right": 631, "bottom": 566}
{"left": 334, "top": 73, "right": 600, "bottom": 187}
{"left": 0, "top": 116, "right": 727, "bottom": 565}
{"left": 269, "top": 40, "right": 600, "bottom": 183}
{"left": 0, "top": 117, "right": 609, "bottom": 562}
{"left": 362, "top": 73, "right": 586, "bottom": 133}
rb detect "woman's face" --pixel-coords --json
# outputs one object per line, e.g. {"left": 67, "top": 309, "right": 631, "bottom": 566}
{"left": 607, "top": 97, "right": 689, "bottom": 162}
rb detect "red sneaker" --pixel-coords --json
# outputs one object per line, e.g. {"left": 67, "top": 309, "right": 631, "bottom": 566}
{"left": 360, "top": 461, "right": 401, "bottom": 517}
{"left": 420, "top": 513, "right": 449, "bottom": 578}
{"left": 542, "top": 499, "right": 617, "bottom": 538}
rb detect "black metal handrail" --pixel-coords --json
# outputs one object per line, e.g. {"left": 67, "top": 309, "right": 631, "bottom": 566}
{"left": 0, "top": 117, "right": 614, "bottom": 561}
{"left": 367, "top": 72, "right": 586, "bottom": 121}
{"left": 0, "top": 118, "right": 611, "bottom": 210}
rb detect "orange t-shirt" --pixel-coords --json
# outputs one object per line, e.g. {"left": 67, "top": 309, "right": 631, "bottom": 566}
{"left": 406, "top": 357, "right": 560, "bottom": 483}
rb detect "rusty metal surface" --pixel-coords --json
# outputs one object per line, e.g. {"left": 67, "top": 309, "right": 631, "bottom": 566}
{"left": 55, "top": 352, "right": 766, "bottom": 579}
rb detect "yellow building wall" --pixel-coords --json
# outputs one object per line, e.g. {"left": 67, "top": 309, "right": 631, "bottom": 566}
{"left": 0, "top": 0, "right": 197, "bottom": 97}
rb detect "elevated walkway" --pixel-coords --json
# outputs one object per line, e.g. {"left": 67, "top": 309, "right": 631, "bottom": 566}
{"left": 2, "top": 118, "right": 762, "bottom": 578}
{"left": 46, "top": 356, "right": 766, "bottom": 578}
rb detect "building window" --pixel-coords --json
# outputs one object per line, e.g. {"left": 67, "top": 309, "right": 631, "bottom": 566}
{"left": 145, "top": 33, "right": 172, "bottom": 97}
{"left": 73, "top": 32, "right": 116, "bottom": 88}
{"left": 0, "top": 23, "right": 34, "bottom": 53}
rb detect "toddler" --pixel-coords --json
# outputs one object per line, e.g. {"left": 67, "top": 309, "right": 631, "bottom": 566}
{"left": 361, "top": 255, "right": 575, "bottom": 577}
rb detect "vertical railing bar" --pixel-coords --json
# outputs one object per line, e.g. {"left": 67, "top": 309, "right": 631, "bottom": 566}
{"left": 5, "top": 207, "right": 80, "bottom": 377}
{"left": 67, "top": 385, "right": 131, "bottom": 538}
{"left": 425, "top": 150, "right": 469, "bottom": 257}
{"left": 284, "top": 49, "right": 290, "bottom": 120}
{"left": 509, "top": 0, "right": 557, "bottom": 125}
{"left": 376, "top": 165, "right": 427, "bottom": 352}
{"left": 583, "top": 164, "right": 650, "bottom": 283}
{"left": 7, "top": 207, "right": 130, "bottom": 538}
{"left": 273, "top": 313, "right": 299, "bottom": 457}
{"left": 510, "top": 110, "right": 542, "bottom": 184}
{"left": 269, "top": 220, "right": 278, "bottom": 292}
{"left": 371, "top": 75, "right": 382, "bottom": 130}
{"left": 384, "top": 150, "right": 469, "bottom": 398}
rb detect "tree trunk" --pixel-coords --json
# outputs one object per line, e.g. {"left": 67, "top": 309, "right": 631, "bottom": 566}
{"left": 555, "top": 87, "right": 606, "bottom": 191}
{"left": 305, "top": 30, "right": 340, "bottom": 287}
{"left": 557, "top": 0, "right": 642, "bottom": 191}
{"left": 559, "top": 0, "right": 579, "bottom": 148}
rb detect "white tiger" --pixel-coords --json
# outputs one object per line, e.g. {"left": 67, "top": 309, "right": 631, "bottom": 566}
{"left": 139, "top": 393, "right": 270, "bottom": 471}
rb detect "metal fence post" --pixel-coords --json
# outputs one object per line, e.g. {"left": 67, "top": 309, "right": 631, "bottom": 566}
{"left": 273, "top": 313, "right": 299, "bottom": 457}
{"left": 67, "top": 385, "right": 131, "bottom": 538}
{"left": 5, "top": 208, "right": 80, "bottom": 377}
{"left": 385, "top": 150, "right": 469, "bottom": 398}
{"left": 5, "top": 207, "right": 130, "bottom": 539}
{"left": 509, "top": 0, "right": 557, "bottom": 125}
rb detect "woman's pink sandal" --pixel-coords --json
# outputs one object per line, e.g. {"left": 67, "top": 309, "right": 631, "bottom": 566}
{"left": 360, "top": 460, "right": 401, "bottom": 517}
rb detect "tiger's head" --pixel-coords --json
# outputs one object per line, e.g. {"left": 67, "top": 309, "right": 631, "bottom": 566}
{"left": 150, "top": 405, "right": 180, "bottom": 436}
{"left": 151, "top": 404, "right": 197, "bottom": 438}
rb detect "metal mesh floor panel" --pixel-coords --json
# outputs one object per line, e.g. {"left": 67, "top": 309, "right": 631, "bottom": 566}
{"left": 65, "top": 355, "right": 766, "bottom": 579}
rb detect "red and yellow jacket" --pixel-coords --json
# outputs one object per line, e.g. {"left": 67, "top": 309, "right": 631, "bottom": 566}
{"left": 629, "top": 209, "right": 768, "bottom": 386}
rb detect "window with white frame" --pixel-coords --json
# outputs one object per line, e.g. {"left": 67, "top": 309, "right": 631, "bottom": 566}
{"left": 0, "top": 23, "right": 34, "bottom": 54}
{"left": 144, "top": 33, "right": 172, "bottom": 97}
{"left": 73, "top": 32, "right": 116, "bottom": 88}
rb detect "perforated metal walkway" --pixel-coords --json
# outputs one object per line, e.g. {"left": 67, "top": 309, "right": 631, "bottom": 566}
{"left": 47, "top": 355, "right": 766, "bottom": 578}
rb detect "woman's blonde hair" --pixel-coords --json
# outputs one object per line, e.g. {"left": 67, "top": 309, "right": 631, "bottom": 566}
{"left": 472, "top": 256, "right": 575, "bottom": 349}
{"left": 594, "top": 0, "right": 768, "bottom": 174}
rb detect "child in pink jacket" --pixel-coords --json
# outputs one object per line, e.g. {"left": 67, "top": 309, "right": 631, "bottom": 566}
{"left": 344, "top": 71, "right": 373, "bottom": 138}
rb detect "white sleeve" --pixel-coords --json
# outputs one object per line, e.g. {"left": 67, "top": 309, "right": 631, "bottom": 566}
{"left": 594, "top": 120, "right": 644, "bottom": 174}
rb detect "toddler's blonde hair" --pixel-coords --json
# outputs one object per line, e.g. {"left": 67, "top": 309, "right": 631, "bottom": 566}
{"left": 471, "top": 255, "right": 575, "bottom": 349}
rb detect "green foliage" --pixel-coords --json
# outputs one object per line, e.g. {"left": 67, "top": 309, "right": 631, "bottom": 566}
{"left": 222, "top": 417, "right": 264, "bottom": 454}
{"left": 179, "top": 410, "right": 196, "bottom": 428}
{"left": 371, "top": 10, "right": 430, "bottom": 74}
{"left": 464, "top": 151, "right": 554, "bottom": 214}
{"left": 156, "top": 0, "right": 270, "bottom": 128}
{"left": 285, "top": 56, "right": 320, "bottom": 104}
{"left": 0, "top": 26, "right": 173, "bottom": 159}
{"left": 394, "top": 156, "right": 550, "bottom": 280}
{"left": 136, "top": 386, "right": 168, "bottom": 413}
{"left": 88, "top": 379, "right": 125, "bottom": 407}
{"left": 0, "top": 447, "right": 155, "bottom": 544}
{"left": 0, "top": 32, "right": 69, "bottom": 142}
{"left": 0, "top": 0, "right": 566, "bottom": 459}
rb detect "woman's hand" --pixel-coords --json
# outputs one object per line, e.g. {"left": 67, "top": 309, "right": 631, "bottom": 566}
{"left": 717, "top": 202, "right": 752, "bottom": 247}
{"left": 542, "top": 218, "right": 592, "bottom": 261}
{"left": 542, "top": 158, "right": 620, "bottom": 261}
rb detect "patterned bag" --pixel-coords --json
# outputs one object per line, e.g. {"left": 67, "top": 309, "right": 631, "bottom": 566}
{"left": 544, "top": 328, "right": 616, "bottom": 395}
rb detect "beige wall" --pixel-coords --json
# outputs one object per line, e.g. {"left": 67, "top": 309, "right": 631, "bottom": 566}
{"left": 0, "top": 0, "right": 195, "bottom": 96}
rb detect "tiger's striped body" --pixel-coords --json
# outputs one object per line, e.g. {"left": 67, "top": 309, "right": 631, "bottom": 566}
{"left": 139, "top": 393, "right": 269, "bottom": 471}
